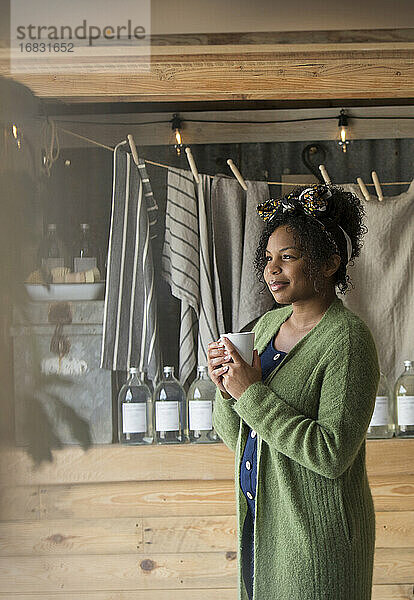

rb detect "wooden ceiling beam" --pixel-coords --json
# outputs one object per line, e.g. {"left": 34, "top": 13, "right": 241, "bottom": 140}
{"left": 1, "top": 30, "right": 413, "bottom": 102}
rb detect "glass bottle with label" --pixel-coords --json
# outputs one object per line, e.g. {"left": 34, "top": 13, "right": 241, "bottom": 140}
{"left": 186, "top": 365, "right": 220, "bottom": 443}
{"left": 118, "top": 367, "right": 154, "bottom": 445}
{"left": 367, "top": 372, "right": 394, "bottom": 438}
{"left": 73, "top": 223, "right": 98, "bottom": 272}
{"left": 153, "top": 366, "right": 187, "bottom": 444}
{"left": 37, "top": 223, "right": 67, "bottom": 269}
{"left": 394, "top": 360, "right": 414, "bottom": 438}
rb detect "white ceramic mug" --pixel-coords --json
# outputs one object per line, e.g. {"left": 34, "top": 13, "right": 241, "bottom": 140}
{"left": 220, "top": 332, "right": 255, "bottom": 365}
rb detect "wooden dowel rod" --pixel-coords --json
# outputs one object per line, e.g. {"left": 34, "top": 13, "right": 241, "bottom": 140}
{"left": 185, "top": 147, "right": 200, "bottom": 184}
{"left": 372, "top": 171, "right": 384, "bottom": 201}
{"left": 127, "top": 134, "right": 139, "bottom": 166}
{"left": 357, "top": 177, "right": 371, "bottom": 201}
{"left": 227, "top": 159, "right": 248, "bottom": 190}
{"left": 318, "top": 164, "right": 332, "bottom": 185}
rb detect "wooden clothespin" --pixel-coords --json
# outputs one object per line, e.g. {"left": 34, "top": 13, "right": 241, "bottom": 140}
{"left": 227, "top": 159, "right": 248, "bottom": 190}
{"left": 185, "top": 147, "right": 200, "bottom": 184}
{"left": 127, "top": 134, "right": 139, "bottom": 166}
{"left": 318, "top": 164, "right": 332, "bottom": 185}
{"left": 356, "top": 177, "right": 370, "bottom": 202}
{"left": 371, "top": 171, "right": 384, "bottom": 202}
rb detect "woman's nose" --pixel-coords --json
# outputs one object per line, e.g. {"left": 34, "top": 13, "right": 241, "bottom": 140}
{"left": 266, "top": 259, "right": 282, "bottom": 274}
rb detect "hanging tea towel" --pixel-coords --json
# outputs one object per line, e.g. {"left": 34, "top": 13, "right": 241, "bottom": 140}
{"left": 163, "top": 167, "right": 221, "bottom": 386}
{"left": 100, "top": 143, "right": 162, "bottom": 385}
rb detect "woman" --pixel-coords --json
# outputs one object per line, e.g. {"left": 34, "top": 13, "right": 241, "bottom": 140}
{"left": 207, "top": 184, "right": 380, "bottom": 600}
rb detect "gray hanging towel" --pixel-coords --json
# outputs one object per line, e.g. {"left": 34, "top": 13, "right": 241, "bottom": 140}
{"left": 211, "top": 176, "right": 274, "bottom": 334}
{"left": 342, "top": 180, "right": 414, "bottom": 386}
{"left": 163, "top": 168, "right": 221, "bottom": 384}
{"left": 197, "top": 173, "right": 221, "bottom": 364}
{"left": 238, "top": 180, "right": 275, "bottom": 332}
{"left": 100, "top": 143, "right": 162, "bottom": 386}
{"left": 162, "top": 168, "right": 199, "bottom": 386}
{"left": 204, "top": 177, "right": 226, "bottom": 337}
{"left": 210, "top": 176, "right": 245, "bottom": 334}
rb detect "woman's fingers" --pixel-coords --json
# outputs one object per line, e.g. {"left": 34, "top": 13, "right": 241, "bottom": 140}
{"left": 211, "top": 355, "right": 231, "bottom": 366}
{"left": 208, "top": 361, "right": 230, "bottom": 395}
{"left": 207, "top": 343, "right": 224, "bottom": 365}
{"left": 212, "top": 364, "right": 229, "bottom": 376}
{"left": 207, "top": 341, "right": 231, "bottom": 394}
{"left": 221, "top": 337, "right": 243, "bottom": 365}
{"left": 208, "top": 341, "right": 230, "bottom": 360}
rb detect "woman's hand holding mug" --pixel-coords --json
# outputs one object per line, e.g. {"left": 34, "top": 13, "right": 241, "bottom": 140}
{"left": 208, "top": 335, "right": 262, "bottom": 400}
{"left": 207, "top": 340, "right": 233, "bottom": 398}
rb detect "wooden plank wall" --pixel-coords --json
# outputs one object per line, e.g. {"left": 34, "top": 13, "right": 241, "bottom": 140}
{"left": 0, "top": 440, "right": 414, "bottom": 599}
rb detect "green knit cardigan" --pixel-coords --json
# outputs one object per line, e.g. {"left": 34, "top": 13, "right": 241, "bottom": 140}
{"left": 212, "top": 296, "right": 380, "bottom": 600}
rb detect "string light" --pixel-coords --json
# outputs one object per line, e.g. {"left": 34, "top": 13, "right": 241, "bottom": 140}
{"left": 54, "top": 120, "right": 414, "bottom": 189}
{"left": 171, "top": 113, "right": 183, "bottom": 156}
{"left": 52, "top": 112, "right": 414, "bottom": 158}
{"left": 337, "top": 109, "right": 350, "bottom": 153}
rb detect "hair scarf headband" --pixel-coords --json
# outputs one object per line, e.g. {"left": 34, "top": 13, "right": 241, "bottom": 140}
{"left": 256, "top": 185, "right": 353, "bottom": 264}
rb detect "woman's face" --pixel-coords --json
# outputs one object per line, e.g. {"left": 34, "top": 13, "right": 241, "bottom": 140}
{"left": 263, "top": 224, "right": 324, "bottom": 304}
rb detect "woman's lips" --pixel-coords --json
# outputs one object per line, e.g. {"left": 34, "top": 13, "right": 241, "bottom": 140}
{"left": 269, "top": 282, "right": 289, "bottom": 292}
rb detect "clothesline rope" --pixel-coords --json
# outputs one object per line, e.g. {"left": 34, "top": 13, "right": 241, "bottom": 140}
{"left": 56, "top": 125, "right": 412, "bottom": 188}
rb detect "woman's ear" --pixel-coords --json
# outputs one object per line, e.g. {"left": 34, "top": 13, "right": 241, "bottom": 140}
{"left": 323, "top": 253, "right": 341, "bottom": 278}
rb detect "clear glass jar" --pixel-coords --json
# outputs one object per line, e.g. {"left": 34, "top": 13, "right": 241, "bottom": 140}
{"left": 394, "top": 360, "right": 414, "bottom": 438}
{"left": 186, "top": 366, "right": 220, "bottom": 443}
{"left": 367, "top": 372, "right": 394, "bottom": 438}
{"left": 37, "top": 223, "right": 67, "bottom": 269}
{"left": 73, "top": 223, "right": 98, "bottom": 272}
{"left": 118, "top": 367, "right": 153, "bottom": 445}
{"left": 153, "top": 366, "right": 187, "bottom": 444}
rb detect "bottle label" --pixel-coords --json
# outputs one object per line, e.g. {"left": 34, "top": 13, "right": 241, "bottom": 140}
{"left": 189, "top": 400, "right": 213, "bottom": 431}
{"left": 370, "top": 396, "right": 389, "bottom": 427}
{"left": 122, "top": 403, "right": 147, "bottom": 433}
{"left": 42, "top": 258, "right": 64, "bottom": 269}
{"left": 397, "top": 396, "right": 414, "bottom": 426}
{"left": 156, "top": 401, "right": 179, "bottom": 431}
{"left": 74, "top": 257, "right": 97, "bottom": 273}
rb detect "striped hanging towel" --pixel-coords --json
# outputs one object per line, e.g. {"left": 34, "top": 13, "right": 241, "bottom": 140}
{"left": 162, "top": 168, "right": 220, "bottom": 386}
{"left": 100, "top": 143, "right": 162, "bottom": 385}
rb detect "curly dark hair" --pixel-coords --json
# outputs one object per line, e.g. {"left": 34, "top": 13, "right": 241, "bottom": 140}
{"left": 254, "top": 185, "right": 368, "bottom": 295}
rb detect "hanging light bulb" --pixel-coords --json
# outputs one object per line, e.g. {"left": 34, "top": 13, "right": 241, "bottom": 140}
{"left": 11, "top": 123, "right": 22, "bottom": 149}
{"left": 337, "top": 109, "right": 350, "bottom": 153}
{"left": 171, "top": 113, "right": 183, "bottom": 156}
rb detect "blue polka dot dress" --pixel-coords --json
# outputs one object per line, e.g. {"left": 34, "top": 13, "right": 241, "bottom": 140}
{"left": 240, "top": 336, "right": 287, "bottom": 600}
